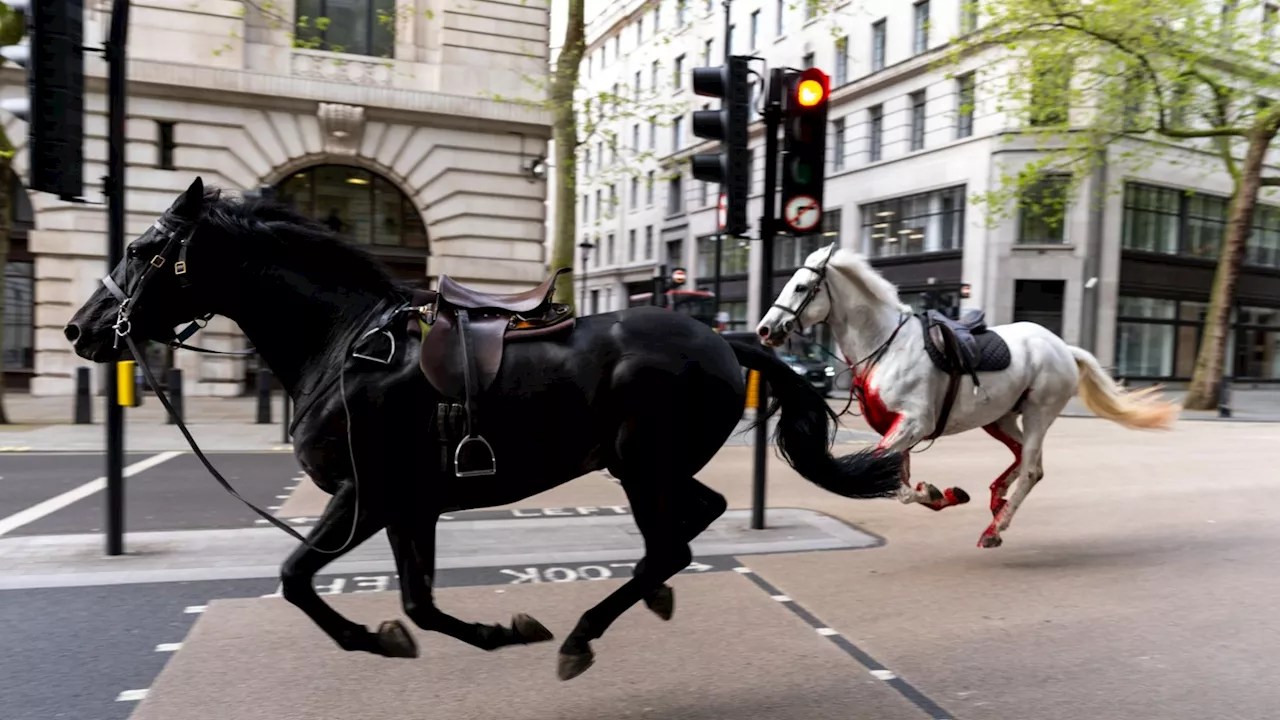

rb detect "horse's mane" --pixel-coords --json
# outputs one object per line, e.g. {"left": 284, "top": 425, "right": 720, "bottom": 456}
{"left": 825, "top": 247, "right": 910, "bottom": 311}
{"left": 195, "top": 187, "right": 399, "bottom": 293}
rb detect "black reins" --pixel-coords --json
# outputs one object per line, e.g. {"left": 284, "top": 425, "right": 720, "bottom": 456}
{"left": 100, "top": 208, "right": 390, "bottom": 555}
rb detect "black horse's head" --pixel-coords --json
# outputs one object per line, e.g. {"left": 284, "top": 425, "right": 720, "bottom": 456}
{"left": 65, "top": 176, "right": 214, "bottom": 363}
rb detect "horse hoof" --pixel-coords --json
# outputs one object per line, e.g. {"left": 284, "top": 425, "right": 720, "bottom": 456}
{"left": 512, "top": 613, "right": 554, "bottom": 644}
{"left": 950, "top": 487, "right": 971, "bottom": 505}
{"left": 978, "top": 532, "right": 1003, "bottom": 549}
{"left": 644, "top": 585, "right": 675, "bottom": 621}
{"left": 557, "top": 648, "right": 595, "bottom": 681}
{"left": 377, "top": 620, "right": 419, "bottom": 658}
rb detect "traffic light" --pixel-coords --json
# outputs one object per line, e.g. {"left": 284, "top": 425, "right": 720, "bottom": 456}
{"left": 690, "top": 56, "right": 749, "bottom": 237}
{"left": 780, "top": 67, "right": 829, "bottom": 234}
{"left": 0, "top": 0, "right": 84, "bottom": 200}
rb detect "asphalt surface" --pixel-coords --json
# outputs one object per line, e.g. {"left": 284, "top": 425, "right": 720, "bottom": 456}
{"left": 2, "top": 451, "right": 303, "bottom": 536}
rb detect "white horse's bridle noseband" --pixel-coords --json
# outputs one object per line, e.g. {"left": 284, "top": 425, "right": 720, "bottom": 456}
{"left": 770, "top": 243, "right": 838, "bottom": 333}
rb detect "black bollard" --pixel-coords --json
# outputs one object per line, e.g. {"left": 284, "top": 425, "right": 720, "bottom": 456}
{"left": 166, "top": 368, "right": 184, "bottom": 424}
{"left": 256, "top": 368, "right": 272, "bottom": 424}
{"left": 74, "top": 367, "right": 92, "bottom": 424}
{"left": 281, "top": 393, "right": 291, "bottom": 443}
{"left": 1217, "top": 377, "right": 1232, "bottom": 418}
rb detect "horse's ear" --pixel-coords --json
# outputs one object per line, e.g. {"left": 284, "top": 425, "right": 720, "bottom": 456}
{"left": 169, "top": 176, "right": 205, "bottom": 219}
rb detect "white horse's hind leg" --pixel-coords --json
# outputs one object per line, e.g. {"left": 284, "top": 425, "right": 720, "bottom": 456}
{"left": 986, "top": 398, "right": 1060, "bottom": 544}
{"left": 977, "top": 413, "right": 1023, "bottom": 548}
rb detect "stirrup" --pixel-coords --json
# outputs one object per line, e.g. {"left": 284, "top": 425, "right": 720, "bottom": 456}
{"left": 454, "top": 434, "right": 497, "bottom": 477}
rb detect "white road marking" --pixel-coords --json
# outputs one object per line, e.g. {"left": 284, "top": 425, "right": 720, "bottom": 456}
{"left": 183, "top": 605, "right": 206, "bottom": 614}
{"left": 275, "top": 495, "right": 289, "bottom": 499}
{"left": 771, "top": 594, "right": 792, "bottom": 602}
{"left": 732, "top": 567, "right": 753, "bottom": 574}
{"left": 254, "top": 519, "right": 268, "bottom": 525}
{"left": 0, "top": 451, "right": 182, "bottom": 538}
{"left": 267, "top": 505, "right": 281, "bottom": 511}
{"left": 154, "top": 643, "right": 182, "bottom": 652}
{"left": 871, "top": 669, "right": 897, "bottom": 681}
{"left": 815, "top": 627, "right": 839, "bottom": 636}
{"left": 116, "top": 689, "right": 148, "bottom": 702}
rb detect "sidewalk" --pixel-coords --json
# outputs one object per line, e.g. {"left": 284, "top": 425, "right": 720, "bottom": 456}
{"left": 1, "top": 384, "right": 1276, "bottom": 452}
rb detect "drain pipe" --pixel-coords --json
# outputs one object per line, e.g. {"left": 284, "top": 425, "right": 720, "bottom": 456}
{"left": 1080, "top": 145, "right": 1108, "bottom": 355}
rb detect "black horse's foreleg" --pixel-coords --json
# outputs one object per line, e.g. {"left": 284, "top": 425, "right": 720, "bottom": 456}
{"left": 278, "top": 482, "right": 407, "bottom": 657}
{"left": 388, "top": 517, "right": 554, "bottom": 650}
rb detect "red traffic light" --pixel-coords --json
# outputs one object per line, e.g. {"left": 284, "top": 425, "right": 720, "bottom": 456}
{"left": 792, "top": 69, "right": 829, "bottom": 109}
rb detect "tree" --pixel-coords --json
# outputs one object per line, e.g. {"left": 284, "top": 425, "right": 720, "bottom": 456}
{"left": 940, "top": 0, "right": 1280, "bottom": 409}
{"left": 0, "top": 1, "right": 22, "bottom": 425}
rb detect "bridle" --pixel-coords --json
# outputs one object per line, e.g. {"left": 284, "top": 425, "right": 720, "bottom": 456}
{"left": 769, "top": 242, "right": 838, "bottom": 334}
{"left": 101, "top": 212, "right": 254, "bottom": 357}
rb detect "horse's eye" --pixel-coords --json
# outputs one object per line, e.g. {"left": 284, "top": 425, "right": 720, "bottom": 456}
{"left": 795, "top": 285, "right": 809, "bottom": 293}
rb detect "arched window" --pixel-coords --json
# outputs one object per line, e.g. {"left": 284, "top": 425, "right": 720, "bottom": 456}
{"left": 294, "top": 0, "right": 395, "bottom": 58}
{"left": 275, "top": 165, "right": 428, "bottom": 250}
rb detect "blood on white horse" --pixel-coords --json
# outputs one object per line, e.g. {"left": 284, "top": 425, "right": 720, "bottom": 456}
{"left": 757, "top": 246, "right": 1180, "bottom": 548}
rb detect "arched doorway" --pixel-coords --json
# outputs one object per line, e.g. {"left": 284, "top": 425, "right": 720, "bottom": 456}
{"left": 273, "top": 164, "right": 430, "bottom": 283}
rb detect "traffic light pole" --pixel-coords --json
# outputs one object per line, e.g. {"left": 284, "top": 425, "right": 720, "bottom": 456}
{"left": 104, "top": 0, "right": 131, "bottom": 556}
{"left": 750, "top": 69, "right": 784, "bottom": 531}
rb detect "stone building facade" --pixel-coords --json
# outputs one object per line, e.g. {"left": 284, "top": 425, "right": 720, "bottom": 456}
{"left": 1, "top": 0, "right": 552, "bottom": 395}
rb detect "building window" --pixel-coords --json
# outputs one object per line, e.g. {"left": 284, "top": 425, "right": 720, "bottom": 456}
{"left": 698, "top": 179, "right": 708, "bottom": 206}
{"left": 697, "top": 235, "right": 749, "bottom": 277}
{"left": 1029, "top": 55, "right": 1071, "bottom": 126}
{"left": 956, "top": 72, "right": 975, "bottom": 138}
{"left": 750, "top": 9, "right": 760, "bottom": 48}
{"left": 649, "top": 116, "right": 657, "bottom": 149}
{"left": 677, "top": 0, "right": 688, "bottom": 27}
{"left": 1017, "top": 174, "right": 1071, "bottom": 244}
{"left": 1122, "top": 181, "right": 1280, "bottom": 267}
{"left": 634, "top": 70, "right": 642, "bottom": 97}
{"left": 294, "top": 0, "right": 395, "bottom": 57}
{"left": 667, "top": 238, "right": 683, "bottom": 269}
{"left": 275, "top": 165, "right": 428, "bottom": 249}
{"left": 909, "top": 90, "right": 926, "bottom": 150}
{"left": 1121, "top": 183, "right": 1181, "bottom": 255}
{"left": 157, "top": 121, "right": 176, "bottom": 170}
{"left": 651, "top": 60, "right": 660, "bottom": 90}
{"left": 835, "top": 36, "right": 849, "bottom": 85}
{"left": 653, "top": 1, "right": 660, "bottom": 30}
{"left": 673, "top": 55, "right": 685, "bottom": 89}
{"left": 632, "top": 123, "right": 641, "bottom": 151}
{"left": 1266, "top": 3, "right": 1279, "bottom": 38}
{"left": 913, "top": 0, "right": 930, "bottom": 54}
{"left": 672, "top": 114, "right": 684, "bottom": 149}
{"left": 728, "top": 23, "right": 735, "bottom": 53}
{"left": 2, "top": 260, "right": 33, "bottom": 371}
{"left": 636, "top": 18, "right": 644, "bottom": 44}
{"left": 667, "top": 173, "right": 684, "bottom": 215}
{"left": 1115, "top": 298, "right": 1280, "bottom": 381}
{"left": 832, "top": 117, "right": 845, "bottom": 171}
{"left": 595, "top": 190, "right": 602, "bottom": 220}
{"left": 703, "top": 38, "right": 713, "bottom": 66}
{"left": 590, "top": 289, "right": 599, "bottom": 314}
{"left": 582, "top": 193, "right": 589, "bottom": 225}
{"left": 802, "top": 51, "right": 815, "bottom": 69}
{"left": 630, "top": 177, "right": 640, "bottom": 209}
{"left": 860, "top": 185, "right": 966, "bottom": 257}
{"left": 645, "top": 225, "right": 655, "bottom": 259}
{"left": 606, "top": 233, "right": 616, "bottom": 265}
{"left": 871, "top": 19, "right": 886, "bottom": 72}
{"left": 608, "top": 184, "right": 617, "bottom": 217}
{"left": 647, "top": 170, "right": 656, "bottom": 205}
{"left": 868, "top": 105, "right": 883, "bottom": 162}
{"left": 960, "top": 0, "right": 979, "bottom": 34}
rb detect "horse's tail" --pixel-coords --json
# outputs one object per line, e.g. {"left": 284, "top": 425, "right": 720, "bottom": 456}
{"left": 1068, "top": 346, "right": 1180, "bottom": 430}
{"left": 726, "top": 339, "right": 901, "bottom": 499}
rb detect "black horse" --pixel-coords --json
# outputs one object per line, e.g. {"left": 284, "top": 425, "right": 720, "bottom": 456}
{"left": 65, "top": 177, "right": 902, "bottom": 680}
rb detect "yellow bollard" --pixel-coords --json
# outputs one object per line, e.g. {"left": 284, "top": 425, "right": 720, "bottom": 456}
{"left": 745, "top": 370, "right": 760, "bottom": 409}
{"left": 117, "top": 360, "right": 137, "bottom": 407}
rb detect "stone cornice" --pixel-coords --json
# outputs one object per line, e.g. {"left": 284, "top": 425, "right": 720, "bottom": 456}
{"left": 0, "top": 59, "right": 552, "bottom": 132}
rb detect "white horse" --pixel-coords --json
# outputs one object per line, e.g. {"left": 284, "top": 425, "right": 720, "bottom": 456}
{"left": 756, "top": 245, "right": 1180, "bottom": 548}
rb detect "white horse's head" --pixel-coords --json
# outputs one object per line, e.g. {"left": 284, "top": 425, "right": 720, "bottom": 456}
{"left": 756, "top": 244, "right": 840, "bottom": 346}
{"left": 757, "top": 245, "right": 908, "bottom": 347}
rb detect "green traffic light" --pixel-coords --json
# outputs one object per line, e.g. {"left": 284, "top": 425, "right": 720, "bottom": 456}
{"left": 791, "top": 160, "right": 811, "bottom": 185}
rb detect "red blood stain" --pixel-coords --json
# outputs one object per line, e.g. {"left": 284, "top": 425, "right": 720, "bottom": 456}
{"left": 854, "top": 370, "right": 901, "bottom": 440}
{"left": 982, "top": 422, "right": 1023, "bottom": 517}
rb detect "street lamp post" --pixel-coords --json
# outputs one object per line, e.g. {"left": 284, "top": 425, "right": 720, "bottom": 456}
{"left": 578, "top": 241, "right": 595, "bottom": 314}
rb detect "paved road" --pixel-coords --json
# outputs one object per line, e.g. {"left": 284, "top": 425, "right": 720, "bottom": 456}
{"left": 3, "top": 417, "right": 1280, "bottom": 719}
